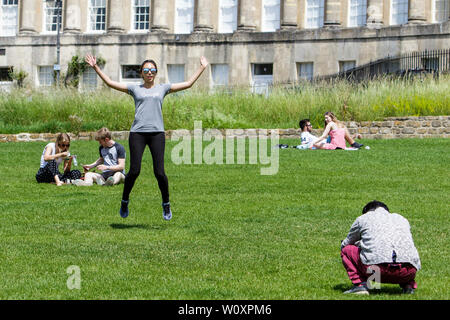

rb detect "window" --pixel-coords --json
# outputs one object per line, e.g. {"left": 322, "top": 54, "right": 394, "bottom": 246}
{"left": 305, "top": 0, "right": 324, "bottom": 29}
{"left": 348, "top": 0, "right": 367, "bottom": 27}
{"left": 38, "top": 66, "right": 54, "bottom": 87}
{"left": 174, "top": 0, "right": 194, "bottom": 34}
{"left": 211, "top": 64, "right": 229, "bottom": 88}
{"left": 252, "top": 63, "right": 273, "bottom": 95}
{"left": 82, "top": 68, "right": 98, "bottom": 90}
{"left": 339, "top": 60, "right": 356, "bottom": 72}
{"left": 43, "top": 0, "right": 62, "bottom": 33}
{"left": 218, "top": 0, "right": 238, "bottom": 33}
{"left": 132, "top": 0, "right": 150, "bottom": 31}
{"left": 122, "top": 65, "right": 141, "bottom": 80}
{"left": 0, "top": 48, "right": 5, "bottom": 55}
{"left": 0, "top": 67, "right": 12, "bottom": 81}
{"left": 261, "top": 0, "right": 280, "bottom": 32}
{"left": 88, "top": 0, "right": 106, "bottom": 32}
{"left": 433, "top": 0, "right": 449, "bottom": 23}
{"left": 167, "top": 64, "right": 185, "bottom": 83}
{"left": 391, "top": 0, "right": 408, "bottom": 25}
{"left": 298, "top": 62, "right": 314, "bottom": 81}
{"left": 1, "top": 0, "right": 18, "bottom": 36}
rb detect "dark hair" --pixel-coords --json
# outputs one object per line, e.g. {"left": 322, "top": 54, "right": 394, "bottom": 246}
{"left": 362, "top": 200, "right": 390, "bottom": 214}
{"left": 140, "top": 59, "right": 158, "bottom": 73}
{"left": 299, "top": 119, "right": 310, "bottom": 130}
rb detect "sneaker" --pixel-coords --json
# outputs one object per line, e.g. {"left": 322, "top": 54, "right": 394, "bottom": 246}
{"left": 105, "top": 176, "right": 114, "bottom": 186}
{"left": 343, "top": 283, "right": 369, "bottom": 295}
{"left": 120, "top": 200, "right": 129, "bottom": 218}
{"left": 402, "top": 287, "right": 415, "bottom": 294}
{"left": 96, "top": 176, "right": 105, "bottom": 186}
{"left": 351, "top": 142, "right": 364, "bottom": 149}
{"left": 162, "top": 202, "right": 172, "bottom": 221}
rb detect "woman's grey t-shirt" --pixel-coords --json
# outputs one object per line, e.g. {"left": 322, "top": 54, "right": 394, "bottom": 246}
{"left": 127, "top": 84, "right": 172, "bottom": 132}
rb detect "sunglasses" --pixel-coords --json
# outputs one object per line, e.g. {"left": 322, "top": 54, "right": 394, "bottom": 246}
{"left": 59, "top": 143, "right": 70, "bottom": 148}
{"left": 143, "top": 68, "right": 157, "bottom": 74}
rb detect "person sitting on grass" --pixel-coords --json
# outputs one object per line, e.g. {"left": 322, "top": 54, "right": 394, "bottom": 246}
{"left": 297, "top": 119, "right": 327, "bottom": 149}
{"left": 35, "top": 133, "right": 81, "bottom": 186}
{"left": 298, "top": 118, "right": 363, "bottom": 149}
{"left": 72, "top": 127, "right": 126, "bottom": 187}
{"left": 340, "top": 200, "right": 421, "bottom": 295}
{"left": 312, "top": 112, "right": 363, "bottom": 150}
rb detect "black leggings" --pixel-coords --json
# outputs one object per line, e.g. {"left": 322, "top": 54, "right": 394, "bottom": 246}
{"left": 122, "top": 132, "right": 169, "bottom": 203}
{"left": 36, "top": 160, "right": 81, "bottom": 183}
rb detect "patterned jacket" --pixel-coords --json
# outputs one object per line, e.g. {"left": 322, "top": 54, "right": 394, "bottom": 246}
{"left": 341, "top": 207, "right": 421, "bottom": 270}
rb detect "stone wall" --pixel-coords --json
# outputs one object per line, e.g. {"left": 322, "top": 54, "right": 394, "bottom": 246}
{"left": 0, "top": 116, "right": 448, "bottom": 143}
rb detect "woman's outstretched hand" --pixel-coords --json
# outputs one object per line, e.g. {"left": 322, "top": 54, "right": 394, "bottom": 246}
{"left": 200, "top": 56, "right": 209, "bottom": 69}
{"left": 85, "top": 54, "right": 97, "bottom": 68}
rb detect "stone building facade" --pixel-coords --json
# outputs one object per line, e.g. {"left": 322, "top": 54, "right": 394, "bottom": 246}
{"left": 0, "top": 0, "right": 449, "bottom": 90}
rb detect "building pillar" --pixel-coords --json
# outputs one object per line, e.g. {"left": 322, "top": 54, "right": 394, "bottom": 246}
{"left": 324, "top": 0, "right": 341, "bottom": 27}
{"left": 64, "top": 0, "right": 82, "bottom": 34}
{"left": 194, "top": 0, "right": 214, "bottom": 32}
{"left": 19, "top": 0, "right": 38, "bottom": 34}
{"left": 107, "top": 0, "right": 125, "bottom": 33}
{"left": 281, "top": 0, "right": 298, "bottom": 30}
{"left": 237, "top": 0, "right": 257, "bottom": 31}
{"left": 151, "top": 0, "right": 169, "bottom": 32}
{"left": 408, "top": 0, "right": 426, "bottom": 24}
{"left": 367, "top": 0, "right": 384, "bottom": 27}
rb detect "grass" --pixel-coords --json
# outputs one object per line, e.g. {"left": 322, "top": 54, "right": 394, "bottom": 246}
{"left": 0, "top": 138, "right": 448, "bottom": 300}
{"left": 0, "top": 75, "right": 449, "bottom": 134}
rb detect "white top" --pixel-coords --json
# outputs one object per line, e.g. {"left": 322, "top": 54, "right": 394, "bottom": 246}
{"left": 300, "top": 131, "right": 318, "bottom": 148}
{"left": 39, "top": 142, "right": 63, "bottom": 169}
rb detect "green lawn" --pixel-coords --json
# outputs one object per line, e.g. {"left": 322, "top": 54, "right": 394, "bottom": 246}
{"left": 0, "top": 138, "right": 448, "bottom": 300}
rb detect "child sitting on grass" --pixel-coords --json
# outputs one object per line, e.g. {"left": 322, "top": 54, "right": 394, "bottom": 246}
{"left": 72, "top": 127, "right": 126, "bottom": 187}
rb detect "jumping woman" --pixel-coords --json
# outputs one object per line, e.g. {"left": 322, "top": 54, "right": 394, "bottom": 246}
{"left": 85, "top": 54, "right": 209, "bottom": 220}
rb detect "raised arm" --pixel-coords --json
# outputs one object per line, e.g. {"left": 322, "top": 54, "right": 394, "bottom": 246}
{"left": 314, "top": 122, "right": 334, "bottom": 145}
{"left": 85, "top": 54, "right": 128, "bottom": 93}
{"left": 43, "top": 145, "right": 68, "bottom": 162}
{"left": 169, "top": 56, "right": 209, "bottom": 94}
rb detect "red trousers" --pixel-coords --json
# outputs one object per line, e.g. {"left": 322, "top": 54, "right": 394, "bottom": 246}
{"left": 341, "top": 245, "right": 417, "bottom": 289}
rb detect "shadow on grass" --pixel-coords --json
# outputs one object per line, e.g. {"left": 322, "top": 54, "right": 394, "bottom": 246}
{"left": 333, "top": 283, "right": 405, "bottom": 296}
{"left": 110, "top": 223, "right": 167, "bottom": 230}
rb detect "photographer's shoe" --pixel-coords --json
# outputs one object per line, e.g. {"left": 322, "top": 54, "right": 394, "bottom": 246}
{"left": 343, "top": 283, "right": 369, "bottom": 295}
{"left": 402, "top": 286, "right": 415, "bottom": 294}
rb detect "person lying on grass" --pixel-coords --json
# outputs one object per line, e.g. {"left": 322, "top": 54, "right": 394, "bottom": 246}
{"left": 35, "top": 133, "right": 81, "bottom": 186}
{"left": 72, "top": 127, "right": 126, "bottom": 187}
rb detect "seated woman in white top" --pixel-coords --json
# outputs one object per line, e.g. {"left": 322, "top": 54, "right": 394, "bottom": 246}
{"left": 35, "top": 133, "right": 81, "bottom": 186}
